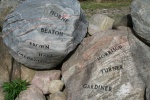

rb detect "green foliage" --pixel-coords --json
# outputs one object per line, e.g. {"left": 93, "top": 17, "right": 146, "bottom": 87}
{"left": 2, "top": 79, "right": 30, "bottom": 100}
{"left": 81, "top": 1, "right": 132, "bottom": 10}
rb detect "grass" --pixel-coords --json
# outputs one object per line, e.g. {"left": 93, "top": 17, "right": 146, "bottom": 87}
{"left": 81, "top": 1, "right": 132, "bottom": 10}
{"left": 2, "top": 79, "right": 30, "bottom": 100}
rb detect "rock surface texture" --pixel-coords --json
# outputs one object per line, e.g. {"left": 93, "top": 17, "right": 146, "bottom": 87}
{"left": 131, "top": 0, "right": 150, "bottom": 44}
{"left": 49, "top": 92, "right": 66, "bottom": 100}
{"left": 2, "top": 0, "right": 88, "bottom": 69}
{"left": 88, "top": 14, "right": 114, "bottom": 35}
{"left": 62, "top": 27, "right": 150, "bottom": 100}
{"left": 0, "top": 0, "right": 23, "bottom": 27}
{"left": 31, "top": 70, "right": 61, "bottom": 94}
{"left": 48, "top": 80, "right": 64, "bottom": 94}
{"left": 15, "top": 85, "right": 46, "bottom": 100}
{"left": 0, "top": 38, "right": 11, "bottom": 100}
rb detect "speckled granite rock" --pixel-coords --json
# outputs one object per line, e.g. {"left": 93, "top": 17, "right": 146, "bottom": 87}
{"left": 62, "top": 27, "right": 150, "bottom": 100}
{"left": 2, "top": 0, "right": 88, "bottom": 69}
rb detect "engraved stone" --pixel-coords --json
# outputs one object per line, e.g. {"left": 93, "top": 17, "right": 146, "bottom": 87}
{"left": 2, "top": 0, "right": 88, "bottom": 69}
{"left": 62, "top": 27, "right": 150, "bottom": 100}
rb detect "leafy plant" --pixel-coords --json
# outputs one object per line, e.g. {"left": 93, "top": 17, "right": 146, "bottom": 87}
{"left": 2, "top": 79, "right": 30, "bottom": 100}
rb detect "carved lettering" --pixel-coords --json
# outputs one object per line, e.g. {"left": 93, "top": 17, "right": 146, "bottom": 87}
{"left": 83, "top": 84, "right": 112, "bottom": 91}
{"left": 41, "top": 28, "right": 64, "bottom": 36}
{"left": 50, "top": 10, "right": 69, "bottom": 22}
{"left": 39, "top": 53, "right": 55, "bottom": 58}
{"left": 97, "top": 45, "right": 122, "bottom": 61}
{"left": 17, "top": 51, "right": 49, "bottom": 63}
{"left": 29, "top": 42, "right": 50, "bottom": 49}
{"left": 101, "top": 65, "right": 123, "bottom": 74}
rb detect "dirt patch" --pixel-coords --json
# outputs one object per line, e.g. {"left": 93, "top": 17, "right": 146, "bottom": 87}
{"left": 83, "top": 6, "right": 130, "bottom": 20}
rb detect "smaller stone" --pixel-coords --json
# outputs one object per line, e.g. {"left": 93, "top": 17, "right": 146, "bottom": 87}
{"left": 21, "top": 65, "right": 36, "bottom": 82}
{"left": 49, "top": 80, "right": 64, "bottom": 94}
{"left": 15, "top": 85, "right": 46, "bottom": 100}
{"left": 31, "top": 70, "right": 61, "bottom": 94}
{"left": 49, "top": 92, "right": 66, "bottom": 100}
{"left": 88, "top": 14, "right": 114, "bottom": 35}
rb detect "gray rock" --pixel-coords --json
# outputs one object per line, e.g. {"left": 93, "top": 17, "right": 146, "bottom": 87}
{"left": 131, "top": 0, "right": 150, "bottom": 43}
{"left": 62, "top": 27, "right": 150, "bottom": 100}
{"left": 2, "top": 0, "right": 88, "bottom": 69}
{"left": 15, "top": 85, "right": 46, "bottom": 100}
{"left": 88, "top": 14, "right": 114, "bottom": 35}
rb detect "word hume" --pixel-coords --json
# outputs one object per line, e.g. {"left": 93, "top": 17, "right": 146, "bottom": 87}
{"left": 39, "top": 53, "right": 55, "bottom": 58}
{"left": 101, "top": 65, "right": 123, "bottom": 74}
{"left": 97, "top": 45, "right": 122, "bottom": 61}
{"left": 50, "top": 10, "right": 69, "bottom": 23}
{"left": 83, "top": 84, "right": 112, "bottom": 91}
{"left": 41, "top": 28, "right": 64, "bottom": 36}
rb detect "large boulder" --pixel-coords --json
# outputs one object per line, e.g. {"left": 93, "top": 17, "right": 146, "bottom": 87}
{"left": 131, "top": 0, "right": 150, "bottom": 44}
{"left": 62, "top": 27, "right": 150, "bottom": 100}
{"left": 2, "top": 0, "right": 88, "bottom": 69}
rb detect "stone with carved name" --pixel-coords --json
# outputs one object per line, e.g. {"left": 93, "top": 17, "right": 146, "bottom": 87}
{"left": 2, "top": 0, "right": 88, "bottom": 69}
{"left": 62, "top": 26, "right": 150, "bottom": 100}
{"left": 131, "top": 0, "right": 150, "bottom": 44}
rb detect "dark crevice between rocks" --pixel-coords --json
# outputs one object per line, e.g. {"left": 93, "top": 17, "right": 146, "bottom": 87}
{"left": 9, "top": 57, "right": 14, "bottom": 82}
{"left": 112, "top": 14, "right": 133, "bottom": 29}
{"left": 0, "top": 26, "right": 2, "bottom": 32}
{"left": 145, "top": 87, "right": 147, "bottom": 100}
{"left": 44, "top": 94, "right": 49, "bottom": 100}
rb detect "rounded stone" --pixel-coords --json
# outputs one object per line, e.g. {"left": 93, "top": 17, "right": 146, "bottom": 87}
{"left": 48, "top": 80, "right": 64, "bottom": 94}
{"left": 49, "top": 92, "right": 66, "bottom": 100}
